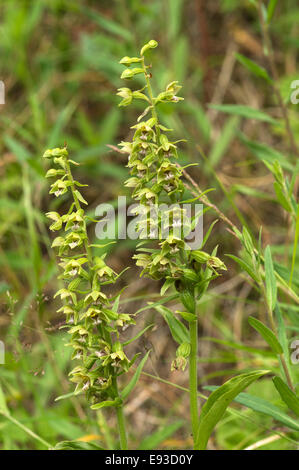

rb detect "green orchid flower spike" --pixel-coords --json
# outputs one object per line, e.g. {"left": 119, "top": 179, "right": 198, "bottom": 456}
{"left": 117, "top": 40, "right": 227, "bottom": 449}
{"left": 42, "top": 146, "right": 149, "bottom": 450}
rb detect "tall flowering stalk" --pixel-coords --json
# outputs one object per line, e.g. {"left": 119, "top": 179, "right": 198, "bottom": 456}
{"left": 117, "top": 41, "right": 226, "bottom": 449}
{"left": 43, "top": 147, "right": 136, "bottom": 449}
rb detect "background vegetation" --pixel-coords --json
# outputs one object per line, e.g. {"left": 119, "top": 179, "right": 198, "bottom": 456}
{"left": 0, "top": 0, "right": 298, "bottom": 450}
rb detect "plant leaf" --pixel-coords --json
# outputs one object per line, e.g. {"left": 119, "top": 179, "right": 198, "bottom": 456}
{"left": 275, "top": 304, "right": 293, "bottom": 382}
{"left": 204, "top": 387, "right": 299, "bottom": 432}
{"left": 195, "top": 370, "right": 269, "bottom": 449}
{"left": 202, "top": 336, "right": 275, "bottom": 357}
{"left": 273, "top": 182, "right": 293, "bottom": 213}
{"left": 0, "top": 383, "right": 9, "bottom": 415}
{"left": 123, "top": 324, "right": 154, "bottom": 346}
{"left": 160, "top": 278, "right": 174, "bottom": 296}
{"left": 209, "top": 104, "right": 276, "bottom": 124}
{"left": 267, "top": 0, "right": 278, "bottom": 22}
{"left": 135, "top": 294, "right": 179, "bottom": 315}
{"left": 121, "top": 350, "right": 150, "bottom": 400}
{"left": 155, "top": 305, "right": 189, "bottom": 344}
{"left": 239, "top": 134, "right": 294, "bottom": 172}
{"left": 235, "top": 53, "right": 273, "bottom": 83}
{"left": 248, "top": 316, "right": 283, "bottom": 354}
{"left": 81, "top": 7, "right": 132, "bottom": 41}
{"left": 264, "top": 245, "right": 277, "bottom": 311}
{"left": 208, "top": 116, "right": 239, "bottom": 168}
{"left": 200, "top": 219, "right": 218, "bottom": 249}
{"left": 272, "top": 376, "right": 299, "bottom": 417}
{"left": 226, "top": 254, "right": 259, "bottom": 283}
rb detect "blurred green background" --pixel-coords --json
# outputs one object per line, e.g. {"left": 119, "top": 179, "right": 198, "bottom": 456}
{"left": 0, "top": 0, "right": 299, "bottom": 450}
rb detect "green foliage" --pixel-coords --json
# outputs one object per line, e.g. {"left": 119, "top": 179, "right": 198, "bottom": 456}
{"left": 272, "top": 377, "right": 299, "bottom": 417}
{"left": 209, "top": 104, "right": 277, "bottom": 123}
{"left": 118, "top": 40, "right": 226, "bottom": 330}
{"left": 195, "top": 371, "right": 269, "bottom": 450}
{"left": 121, "top": 350, "right": 151, "bottom": 401}
{"left": 1, "top": 0, "right": 299, "bottom": 452}
{"left": 248, "top": 316, "right": 283, "bottom": 355}
{"left": 264, "top": 245, "right": 277, "bottom": 312}
{"left": 53, "top": 440, "right": 105, "bottom": 450}
{"left": 117, "top": 40, "right": 229, "bottom": 449}
{"left": 235, "top": 53, "right": 273, "bottom": 83}
{"left": 205, "top": 385, "right": 299, "bottom": 432}
{"left": 43, "top": 147, "right": 135, "bottom": 407}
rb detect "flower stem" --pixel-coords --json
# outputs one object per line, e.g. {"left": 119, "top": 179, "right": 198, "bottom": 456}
{"left": 189, "top": 317, "right": 200, "bottom": 449}
{"left": 116, "top": 404, "right": 128, "bottom": 450}
{"left": 113, "top": 379, "right": 128, "bottom": 450}
{"left": 64, "top": 157, "right": 93, "bottom": 265}
{"left": 141, "top": 56, "right": 161, "bottom": 142}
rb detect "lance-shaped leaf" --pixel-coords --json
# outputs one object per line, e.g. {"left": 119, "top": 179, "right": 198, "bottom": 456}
{"left": 0, "top": 383, "right": 9, "bottom": 415}
{"left": 195, "top": 370, "right": 269, "bottom": 450}
{"left": 204, "top": 386, "right": 299, "bottom": 432}
{"left": 264, "top": 245, "right": 277, "bottom": 311}
{"left": 155, "top": 305, "right": 189, "bottom": 344}
{"left": 121, "top": 350, "right": 150, "bottom": 401}
{"left": 267, "top": 0, "right": 278, "bottom": 22}
{"left": 208, "top": 104, "right": 276, "bottom": 123}
{"left": 248, "top": 316, "right": 283, "bottom": 355}
{"left": 272, "top": 376, "right": 299, "bottom": 417}
{"left": 226, "top": 254, "right": 260, "bottom": 283}
{"left": 235, "top": 53, "right": 273, "bottom": 83}
{"left": 123, "top": 324, "right": 154, "bottom": 346}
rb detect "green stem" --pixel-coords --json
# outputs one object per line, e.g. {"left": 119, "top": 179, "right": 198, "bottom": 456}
{"left": 116, "top": 404, "right": 128, "bottom": 450}
{"left": 189, "top": 318, "right": 200, "bottom": 449}
{"left": 113, "top": 378, "right": 128, "bottom": 450}
{"left": 141, "top": 56, "right": 161, "bottom": 142}
{"left": 64, "top": 157, "right": 93, "bottom": 265}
